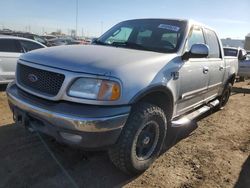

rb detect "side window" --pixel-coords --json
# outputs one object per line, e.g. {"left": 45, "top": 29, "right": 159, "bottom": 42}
{"left": 204, "top": 29, "right": 221, "bottom": 58}
{"left": 0, "top": 39, "right": 22, "bottom": 53}
{"left": 186, "top": 27, "right": 205, "bottom": 51}
{"left": 34, "top": 36, "right": 46, "bottom": 44}
{"left": 105, "top": 27, "right": 133, "bottom": 44}
{"left": 19, "top": 40, "right": 44, "bottom": 52}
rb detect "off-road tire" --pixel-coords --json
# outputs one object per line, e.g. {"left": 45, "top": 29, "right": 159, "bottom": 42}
{"left": 239, "top": 76, "right": 245, "bottom": 82}
{"left": 218, "top": 83, "right": 232, "bottom": 109}
{"left": 108, "top": 103, "right": 167, "bottom": 175}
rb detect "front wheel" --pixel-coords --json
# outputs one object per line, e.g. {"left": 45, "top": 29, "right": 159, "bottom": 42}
{"left": 108, "top": 103, "right": 167, "bottom": 175}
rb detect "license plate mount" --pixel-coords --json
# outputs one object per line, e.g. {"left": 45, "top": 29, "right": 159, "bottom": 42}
{"left": 13, "top": 107, "right": 27, "bottom": 127}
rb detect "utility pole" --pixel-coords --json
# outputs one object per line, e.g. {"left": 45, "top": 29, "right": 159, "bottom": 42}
{"left": 75, "top": 0, "right": 78, "bottom": 37}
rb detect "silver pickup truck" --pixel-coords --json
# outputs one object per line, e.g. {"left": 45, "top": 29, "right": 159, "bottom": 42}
{"left": 7, "top": 19, "right": 238, "bottom": 175}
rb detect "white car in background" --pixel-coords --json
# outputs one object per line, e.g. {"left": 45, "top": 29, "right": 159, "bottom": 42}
{"left": 0, "top": 35, "right": 46, "bottom": 84}
{"left": 238, "top": 53, "right": 250, "bottom": 81}
{"left": 223, "top": 47, "right": 249, "bottom": 81}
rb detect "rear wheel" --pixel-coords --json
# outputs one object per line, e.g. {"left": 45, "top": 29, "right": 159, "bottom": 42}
{"left": 218, "top": 83, "right": 232, "bottom": 109}
{"left": 239, "top": 76, "right": 245, "bottom": 82}
{"left": 108, "top": 103, "right": 167, "bottom": 175}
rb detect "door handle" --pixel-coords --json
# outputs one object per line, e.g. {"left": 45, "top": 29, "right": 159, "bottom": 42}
{"left": 219, "top": 65, "right": 224, "bottom": 71}
{"left": 203, "top": 66, "right": 209, "bottom": 74}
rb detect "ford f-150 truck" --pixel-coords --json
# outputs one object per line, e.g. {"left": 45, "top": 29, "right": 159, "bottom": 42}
{"left": 7, "top": 19, "right": 238, "bottom": 175}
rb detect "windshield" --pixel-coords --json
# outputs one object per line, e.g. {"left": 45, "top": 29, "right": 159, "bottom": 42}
{"left": 96, "top": 19, "right": 187, "bottom": 53}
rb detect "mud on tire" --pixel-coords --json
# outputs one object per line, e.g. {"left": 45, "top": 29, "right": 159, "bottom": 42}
{"left": 218, "top": 83, "right": 232, "bottom": 109}
{"left": 108, "top": 103, "right": 167, "bottom": 175}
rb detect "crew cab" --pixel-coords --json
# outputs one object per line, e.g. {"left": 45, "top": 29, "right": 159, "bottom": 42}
{"left": 7, "top": 19, "right": 238, "bottom": 175}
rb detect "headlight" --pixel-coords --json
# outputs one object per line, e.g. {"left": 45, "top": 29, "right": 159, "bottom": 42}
{"left": 68, "top": 78, "right": 121, "bottom": 101}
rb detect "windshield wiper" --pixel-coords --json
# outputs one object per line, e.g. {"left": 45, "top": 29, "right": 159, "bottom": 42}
{"left": 94, "top": 40, "right": 107, "bottom": 46}
{"left": 95, "top": 41, "right": 157, "bottom": 53}
{"left": 111, "top": 41, "right": 152, "bottom": 52}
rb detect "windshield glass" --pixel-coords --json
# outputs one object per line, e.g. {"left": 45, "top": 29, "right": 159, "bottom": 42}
{"left": 96, "top": 19, "right": 187, "bottom": 53}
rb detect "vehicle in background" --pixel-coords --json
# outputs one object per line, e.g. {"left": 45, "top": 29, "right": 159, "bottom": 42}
{"left": 41, "top": 35, "right": 58, "bottom": 41}
{"left": 223, "top": 47, "right": 248, "bottom": 81}
{"left": 7, "top": 19, "right": 238, "bottom": 175}
{"left": 0, "top": 31, "right": 48, "bottom": 46}
{"left": 0, "top": 35, "right": 46, "bottom": 84}
{"left": 48, "top": 36, "right": 82, "bottom": 46}
{"left": 238, "top": 53, "right": 250, "bottom": 81}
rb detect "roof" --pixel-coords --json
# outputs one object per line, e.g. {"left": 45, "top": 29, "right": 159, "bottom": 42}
{"left": 120, "top": 18, "right": 214, "bottom": 32}
{"left": 0, "top": 35, "right": 46, "bottom": 47}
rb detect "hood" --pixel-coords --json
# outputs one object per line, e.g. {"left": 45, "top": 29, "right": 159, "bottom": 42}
{"left": 20, "top": 45, "right": 174, "bottom": 76}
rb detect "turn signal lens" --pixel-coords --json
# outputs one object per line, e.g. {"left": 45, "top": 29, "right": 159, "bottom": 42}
{"left": 98, "top": 80, "right": 121, "bottom": 101}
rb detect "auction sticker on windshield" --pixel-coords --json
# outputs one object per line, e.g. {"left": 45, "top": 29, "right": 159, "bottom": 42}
{"left": 158, "top": 24, "right": 180, "bottom": 32}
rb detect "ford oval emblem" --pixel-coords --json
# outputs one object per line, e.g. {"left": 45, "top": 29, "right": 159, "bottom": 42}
{"left": 28, "top": 74, "right": 38, "bottom": 82}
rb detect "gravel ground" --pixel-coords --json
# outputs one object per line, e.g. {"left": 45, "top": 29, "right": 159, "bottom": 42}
{"left": 0, "top": 82, "right": 249, "bottom": 188}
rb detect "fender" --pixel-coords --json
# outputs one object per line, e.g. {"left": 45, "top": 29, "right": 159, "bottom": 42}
{"left": 129, "top": 84, "right": 174, "bottom": 110}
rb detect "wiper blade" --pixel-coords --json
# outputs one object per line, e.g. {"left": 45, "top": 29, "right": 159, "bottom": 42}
{"left": 94, "top": 40, "right": 107, "bottom": 45}
{"left": 111, "top": 41, "right": 151, "bottom": 51}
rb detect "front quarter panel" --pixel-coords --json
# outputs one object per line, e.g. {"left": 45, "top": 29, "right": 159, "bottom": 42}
{"left": 126, "top": 56, "right": 183, "bottom": 116}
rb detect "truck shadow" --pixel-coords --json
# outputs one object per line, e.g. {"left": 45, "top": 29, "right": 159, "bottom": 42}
{"left": 0, "top": 109, "right": 217, "bottom": 188}
{"left": 234, "top": 156, "right": 250, "bottom": 188}
{"left": 0, "top": 84, "right": 7, "bottom": 91}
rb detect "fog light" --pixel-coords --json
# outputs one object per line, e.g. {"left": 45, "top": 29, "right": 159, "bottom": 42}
{"left": 59, "top": 132, "right": 82, "bottom": 143}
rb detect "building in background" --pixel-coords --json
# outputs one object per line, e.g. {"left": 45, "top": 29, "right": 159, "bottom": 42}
{"left": 244, "top": 33, "right": 250, "bottom": 51}
{"left": 221, "top": 38, "right": 245, "bottom": 48}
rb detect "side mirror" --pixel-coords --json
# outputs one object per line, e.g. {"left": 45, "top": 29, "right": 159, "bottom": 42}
{"left": 182, "top": 44, "right": 209, "bottom": 60}
{"left": 238, "top": 49, "right": 247, "bottom": 60}
{"left": 190, "top": 43, "right": 209, "bottom": 58}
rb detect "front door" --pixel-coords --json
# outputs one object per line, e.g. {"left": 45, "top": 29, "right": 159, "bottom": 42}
{"left": 176, "top": 26, "right": 209, "bottom": 115}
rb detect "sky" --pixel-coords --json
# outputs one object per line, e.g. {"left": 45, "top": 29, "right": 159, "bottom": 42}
{"left": 0, "top": 0, "right": 249, "bottom": 39}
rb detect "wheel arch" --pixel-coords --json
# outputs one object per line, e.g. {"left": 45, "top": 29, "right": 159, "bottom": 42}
{"left": 228, "top": 73, "right": 236, "bottom": 86}
{"left": 129, "top": 85, "right": 174, "bottom": 121}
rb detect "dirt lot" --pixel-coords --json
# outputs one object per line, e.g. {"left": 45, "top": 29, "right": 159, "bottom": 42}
{"left": 0, "top": 82, "right": 249, "bottom": 188}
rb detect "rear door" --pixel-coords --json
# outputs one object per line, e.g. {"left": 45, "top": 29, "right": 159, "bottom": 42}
{"left": 0, "top": 39, "right": 23, "bottom": 82}
{"left": 177, "top": 26, "right": 209, "bottom": 115}
{"left": 203, "top": 28, "right": 225, "bottom": 101}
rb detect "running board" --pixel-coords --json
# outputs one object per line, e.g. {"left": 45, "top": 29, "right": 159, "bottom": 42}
{"left": 171, "top": 99, "right": 219, "bottom": 127}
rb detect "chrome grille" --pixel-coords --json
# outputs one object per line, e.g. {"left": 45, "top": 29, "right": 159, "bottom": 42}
{"left": 17, "top": 64, "right": 65, "bottom": 96}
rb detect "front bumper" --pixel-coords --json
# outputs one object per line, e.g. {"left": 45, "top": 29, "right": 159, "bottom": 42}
{"left": 7, "top": 83, "right": 130, "bottom": 149}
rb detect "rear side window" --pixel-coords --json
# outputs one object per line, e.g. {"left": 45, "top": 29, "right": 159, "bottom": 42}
{"left": 204, "top": 29, "right": 221, "bottom": 58}
{"left": 0, "top": 39, "right": 22, "bottom": 53}
{"left": 19, "top": 40, "right": 44, "bottom": 52}
{"left": 186, "top": 27, "right": 205, "bottom": 51}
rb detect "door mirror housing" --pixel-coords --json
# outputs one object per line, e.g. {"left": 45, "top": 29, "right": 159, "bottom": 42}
{"left": 238, "top": 49, "right": 247, "bottom": 60}
{"left": 190, "top": 43, "right": 209, "bottom": 58}
{"left": 182, "top": 43, "right": 209, "bottom": 60}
